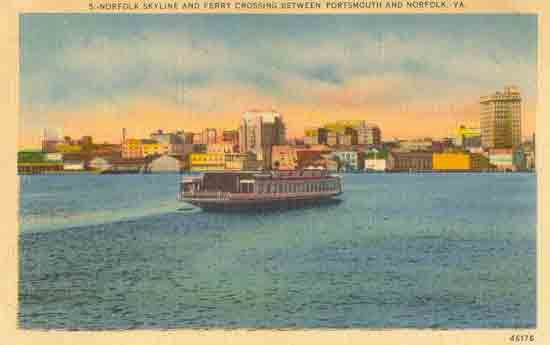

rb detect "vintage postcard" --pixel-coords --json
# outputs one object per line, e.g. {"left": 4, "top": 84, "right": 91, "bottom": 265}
{"left": 2, "top": 0, "right": 549, "bottom": 344}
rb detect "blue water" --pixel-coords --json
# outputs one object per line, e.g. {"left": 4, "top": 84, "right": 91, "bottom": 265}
{"left": 18, "top": 173, "right": 536, "bottom": 329}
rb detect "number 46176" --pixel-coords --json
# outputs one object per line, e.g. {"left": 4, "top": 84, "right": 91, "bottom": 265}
{"left": 510, "top": 335, "right": 535, "bottom": 342}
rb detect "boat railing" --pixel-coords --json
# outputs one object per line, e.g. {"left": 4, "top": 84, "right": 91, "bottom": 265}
{"left": 181, "top": 189, "right": 342, "bottom": 200}
{"left": 181, "top": 191, "right": 231, "bottom": 200}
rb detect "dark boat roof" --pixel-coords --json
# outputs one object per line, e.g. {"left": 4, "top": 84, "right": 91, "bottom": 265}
{"left": 201, "top": 170, "right": 335, "bottom": 180}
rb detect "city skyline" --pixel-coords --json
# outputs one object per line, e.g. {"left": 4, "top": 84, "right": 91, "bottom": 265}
{"left": 20, "top": 14, "right": 537, "bottom": 148}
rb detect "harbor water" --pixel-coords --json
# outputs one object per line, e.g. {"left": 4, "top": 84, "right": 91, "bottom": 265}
{"left": 18, "top": 173, "right": 536, "bottom": 329}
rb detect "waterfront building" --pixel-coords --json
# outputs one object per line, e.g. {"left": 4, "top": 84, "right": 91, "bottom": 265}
{"left": 89, "top": 157, "right": 112, "bottom": 171}
{"left": 78, "top": 136, "right": 93, "bottom": 148}
{"left": 358, "top": 124, "right": 382, "bottom": 146}
{"left": 220, "top": 129, "right": 239, "bottom": 146}
{"left": 239, "top": 110, "right": 286, "bottom": 168}
{"left": 525, "top": 151, "right": 536, "bottom": 171}
{"left": 141, "top": 139, "right": 164, "bottom": 157}
{"left": 45, "top": 152, "right": 63, "bottom": 162}
{"left": 272, "top": 145, "right": 329, "bottom": 170}
{"left": 189, "top": 152, "right": 225, "bottom": 171}
{"left": 192, "top": 132, "right": 204, "bottom": 145}
{"left": 326, "top": 132, "right": 340, "bottom": 146}
{"left": 489, "top": 148, "right": 515, "bottom": 171}
{"left": 467, "top": 146, "right": 486, "bottom": 155}
{"left": 149, "top": 155, "right": 183, "bottom": 173}
{"left": 92, "top": 144, "right": 122, "bottom": 158}
{"left": 431, "top": 138, "right": 455, "bottom": 153}
{"left": 207, "top": 143, "right": 236, "bottom": 154}
{"left": 331, "top": 151, "right": 362, "bottom": 172}
{"left": 304, "top": 128, "right": 328, "bottom": 145}
{"left": 470, "top": 153, "right": 492, "bottom": 172}
{"left": 364, "top": 148, "right": 388, "bottom": 172}
{"left": 387, "top": 152, "right": 433, "bottom": 172}
{"left": 18, "top": 161, "right": 64, "bottom": 174}
{"left": 364, "top": 158, "right": 386, "bottom": 171}
{"left": 224, "top": 152, "right": 262, "bottom": 171}
{"left": 326, "top": 160, "right": 339, "bottom": 172}
{"left": 181, "top": 132, "right": 195, "bottom": 145}
{"left": 398, "top": 138, "right": 433, "bottom": 152}
{"left": 432, "top": 152, "right": 470, "bottom": 171}
{"left": 342, "top": 134, "right": 355, "bottom": 146}
{"left": 480, "top": 86, "right": 522, "bottom": 149}
{"left": 150, "top": 130, "right": 187, "bottom": 156}
{"left": 89, "top": 157, "right": 147, "bottom": 173}
{"left": 271, "top": 145, "right": 298, "bottom": 170}
{"left": 324, "top": 120, "right": 363, "bottom": 133}
{"left": 295, "top": 147, "right": 327, "bottom": 169}
{"left": 202, "top": 128, "right": 217, "bottom": 145}
{"left": 519, "top": 140, "right": 536, "bottom": 171}
{"left": 110, "top": 158, "right": 148, "bottom": 173}
{"left": 454, "top": 125, "right": 481, "bottom": 148}
{"left": 41, "top": 140, "right": 60, "bottom": 153}
{"left": 513, "top": 147, "right": 527, "bottom": 171}
{"left": 286, "top": 138, "right": 305, "bottom": 146}
{"left": 18, "top": 149, "right": 45, "bottom": 163}
{"left": 122, "top": 138, "right": 143, "bottom": 158}
{"left": 63, "top": 160, "right": 85, "bottom": 171}
{"left": 55, "top": 142, "right": 83, "bottom": 154}
{"left": 62, "top": 152, "right": 91, "bottom": 161}
{"left": 322, "top": 120, "right": 381, "bottom": 146}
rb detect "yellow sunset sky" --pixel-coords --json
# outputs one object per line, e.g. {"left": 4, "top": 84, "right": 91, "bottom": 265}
{"left": 19, "top": 14, "right": 537, "bottom": 147}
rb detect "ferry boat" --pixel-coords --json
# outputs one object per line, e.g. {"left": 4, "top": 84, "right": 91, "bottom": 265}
{"left": 178, "top": 170, "right": 343, "bottom": 211}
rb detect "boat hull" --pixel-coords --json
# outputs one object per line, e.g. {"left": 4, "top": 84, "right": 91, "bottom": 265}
{"left": 183, "top": 193, "right": 342, "bottom": 212}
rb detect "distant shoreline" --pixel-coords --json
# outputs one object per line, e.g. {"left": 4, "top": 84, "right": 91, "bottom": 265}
{"left": 17, "top": 170, "right": 537, "bottom": 176}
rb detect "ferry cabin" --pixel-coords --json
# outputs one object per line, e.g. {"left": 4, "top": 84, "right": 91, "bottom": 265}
{"left": 181, "top": 171, "right": 342, "bottom": 196}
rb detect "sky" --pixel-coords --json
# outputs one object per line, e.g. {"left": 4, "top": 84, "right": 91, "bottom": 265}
{"left": 19, "top": 14, "right": 537, "bottom": 148}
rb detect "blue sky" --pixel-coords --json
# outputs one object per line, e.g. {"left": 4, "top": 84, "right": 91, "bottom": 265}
{"left": 20, "top": 14, "right": 537, "bottom": 146}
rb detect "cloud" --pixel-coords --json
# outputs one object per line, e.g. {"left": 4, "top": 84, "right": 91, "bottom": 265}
{"left": 19, "top": 14, "right": 537, "bottom": 148}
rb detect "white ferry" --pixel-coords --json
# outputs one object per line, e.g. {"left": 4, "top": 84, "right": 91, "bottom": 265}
{"left": 179, "top": 170, "right": 343, "bottom": 211}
